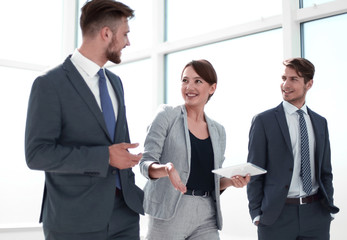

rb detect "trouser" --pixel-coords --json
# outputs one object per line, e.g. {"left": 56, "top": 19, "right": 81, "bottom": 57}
{"left": 258, "top": 201, "right": 332, "bottom": 240}
{"left": 146, "top": 194, "right": 219, "bottom": 240}
{"left": 43, "top": 191, "right": 140, "bottom": 240}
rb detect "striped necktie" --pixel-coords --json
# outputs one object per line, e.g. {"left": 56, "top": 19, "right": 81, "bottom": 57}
{"left": 297, "top": 109, "right": 312, "bottom": 195}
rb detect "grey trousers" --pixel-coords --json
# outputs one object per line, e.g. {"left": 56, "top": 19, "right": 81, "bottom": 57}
{"left": 146, "top": 194, "right": 219, "bottom": 240}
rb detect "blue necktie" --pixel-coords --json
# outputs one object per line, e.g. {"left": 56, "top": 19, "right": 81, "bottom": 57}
{"left": 98, "top": 69, "right": 121, "bottom": 189}
{"left": 98, "top": 69, "right": 116, "bottom": 141}
{"left": 297, "top": 109, "right": 312, "bottom": 195}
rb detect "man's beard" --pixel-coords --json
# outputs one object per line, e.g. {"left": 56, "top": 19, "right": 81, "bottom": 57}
{"left": 106, "top": 48, "right": 121, "bottom": 64}
{"left": 106, "top": 38, "right": 121, "bottom": 64}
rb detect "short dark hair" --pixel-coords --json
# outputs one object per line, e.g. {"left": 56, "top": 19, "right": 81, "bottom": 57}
{"left": 181, "top": 59, "right": 217, "bottom": 101}
{"left": 80, "top": 0, "right": 134, "bottom": 37}
{"left": 283, "top": 58, "right": 315, "bottom": 84}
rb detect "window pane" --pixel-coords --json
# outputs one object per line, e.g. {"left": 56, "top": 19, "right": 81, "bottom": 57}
{"left": 301, "top": 0, "right": 335, "bottom": 8}
{"left": 166, "top": 0, "right": 282, "bottom": 41}
{"left": 302, "top": 13, "right": 347, "bottom": 239}
{"left": 121, "top": 0, "right": 153, "bottom": 52}
{"left": 0, "top": 67, "right": 44, "bottom": 225}
{"left": 77, "top": 0, "right": 153, "bottom": 52}
{"left": 0, "top": 0, "right": 63, "bottom": 65}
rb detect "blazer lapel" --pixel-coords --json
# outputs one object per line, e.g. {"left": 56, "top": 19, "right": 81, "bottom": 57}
{"left": 275, "top": 103, "right": 293, "bottom": 152}
{"left": 205, "top": 116, "right": 220, "bottom": 170}
{"left": 181, "top": 105, "right": 192, "bottom": 170}
{"left": 205, "top": 115, "right": 223, "bottom": 197}
{"left": 62, "top": 57, "right": 110, "bottom": 139}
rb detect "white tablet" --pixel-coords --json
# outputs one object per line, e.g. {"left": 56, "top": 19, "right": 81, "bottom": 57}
{"left": 212, "top": 163, "right": 267, "bottom": 178}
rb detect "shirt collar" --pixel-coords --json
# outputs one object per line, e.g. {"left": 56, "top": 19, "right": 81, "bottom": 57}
{"left": 283, "top": 101, "right": 308, "bottom": 115}
{"left": 71, "top": 49, "right": 102, "bottom": 77}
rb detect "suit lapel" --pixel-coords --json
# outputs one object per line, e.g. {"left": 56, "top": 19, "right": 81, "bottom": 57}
{"left": 275, "top": 103, "right": 293, "bottom": 152}
{"left": 105, "top": 69, "right": 128, "bottom": 143}
{"left": 308, "top": 108, "right": 324, "bottom": 168}
{"left": 62, "top": 57, "right": 110, "bottom": 139}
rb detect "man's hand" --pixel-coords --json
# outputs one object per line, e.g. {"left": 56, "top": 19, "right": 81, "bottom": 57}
{"left": 109, "top": 143, "right": 142, "bottom": 169}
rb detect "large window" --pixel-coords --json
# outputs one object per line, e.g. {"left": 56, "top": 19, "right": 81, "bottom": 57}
{"left": 0, "top": 0, "right": 63, "bottom": 66}
{"left": 165, "top": 0, "right": 281, "bottom": 41}
{"left": 0, "top": 0, "right": 64, "bottom": 228}
{"left": 0, "top": 67, "right": 43, "bottom": 225}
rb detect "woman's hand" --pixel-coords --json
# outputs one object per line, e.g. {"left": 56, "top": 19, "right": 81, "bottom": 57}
{"left": 165, "top": 162, "right": 187, "bottom": 194}
{"left": 230, "top": 175, "right": 251, "bottom": 188}
{"left": 220, "top": 174, "right": 250, "bottom": 190}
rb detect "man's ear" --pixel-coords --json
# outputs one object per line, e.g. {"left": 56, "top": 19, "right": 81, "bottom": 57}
{"left": 306, "top": 79, "right": 313, "bottom": 90}
{"left": 100, "top": 27, "right": 112, "bottom": 42}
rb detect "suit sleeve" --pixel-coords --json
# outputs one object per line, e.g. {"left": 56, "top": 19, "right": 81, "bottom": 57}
{"left": 139, "top": 105, "right": 170, "bottom": 179}
{"left": 25, "top": 76, "right": 109, "bottom": 177}
{"left": 320, "top": 119, "right": 338, "bottom": 210}
{"left": 247, "top": 115, "right": 267, "bottom": 220}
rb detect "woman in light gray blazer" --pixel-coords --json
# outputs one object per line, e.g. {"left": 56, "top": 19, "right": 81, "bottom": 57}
{"left": 140, "top": 60, "right": 250, "bottom": 240}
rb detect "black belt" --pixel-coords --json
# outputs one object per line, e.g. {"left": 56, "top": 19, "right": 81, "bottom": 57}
{"left": 286, "top": 193, "right": 320, "bottom": 205}
{"left": 185, "top": 189, "right": 211, "bottom": 197}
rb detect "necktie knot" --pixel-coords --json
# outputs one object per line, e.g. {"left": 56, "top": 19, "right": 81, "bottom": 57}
{"left": 297, "top": 109, "right": 304, "bottom": 117}
{"left": 98, "top": 68, "right": 106, "bottom": 82}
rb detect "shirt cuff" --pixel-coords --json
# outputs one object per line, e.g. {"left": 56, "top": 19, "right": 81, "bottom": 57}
{"left": 253, "top": 215, "right": 260, "bottom": 225}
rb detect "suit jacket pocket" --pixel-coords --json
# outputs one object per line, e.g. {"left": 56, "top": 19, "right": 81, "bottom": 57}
{"left": 50, "top": 173, "right": 92, "bottom": 186}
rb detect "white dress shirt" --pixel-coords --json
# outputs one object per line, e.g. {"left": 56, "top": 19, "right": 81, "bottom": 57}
{"left": 70, "top": 49, "right": 118, "bottom": 121}
{"left": 283, "top": 101, "right": 318, "bottom": 198}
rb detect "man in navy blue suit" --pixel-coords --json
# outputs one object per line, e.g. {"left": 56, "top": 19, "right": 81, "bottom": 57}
{"left": 25, "top": 1, "right": 144, "bottom": 239}
{"left": 247, "top": 58, "right": 339, "bottom": 240}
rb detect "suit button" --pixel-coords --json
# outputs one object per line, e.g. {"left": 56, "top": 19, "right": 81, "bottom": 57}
{"left": 289, "top": 168, "right": 293, "bottom": 172}
{"left": 112, "top": 170, "right": 117, "bottom": 175}
{"left": 285, "top": 185, "right": 289, "bottom": 189}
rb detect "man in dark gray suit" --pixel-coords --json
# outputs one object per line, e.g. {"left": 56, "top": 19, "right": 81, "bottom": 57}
{"left": 247, "top": 58, "right": 339, "bottom": 240}
{"left": 25, "top": 1, "right": 144, "bottom": 239}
